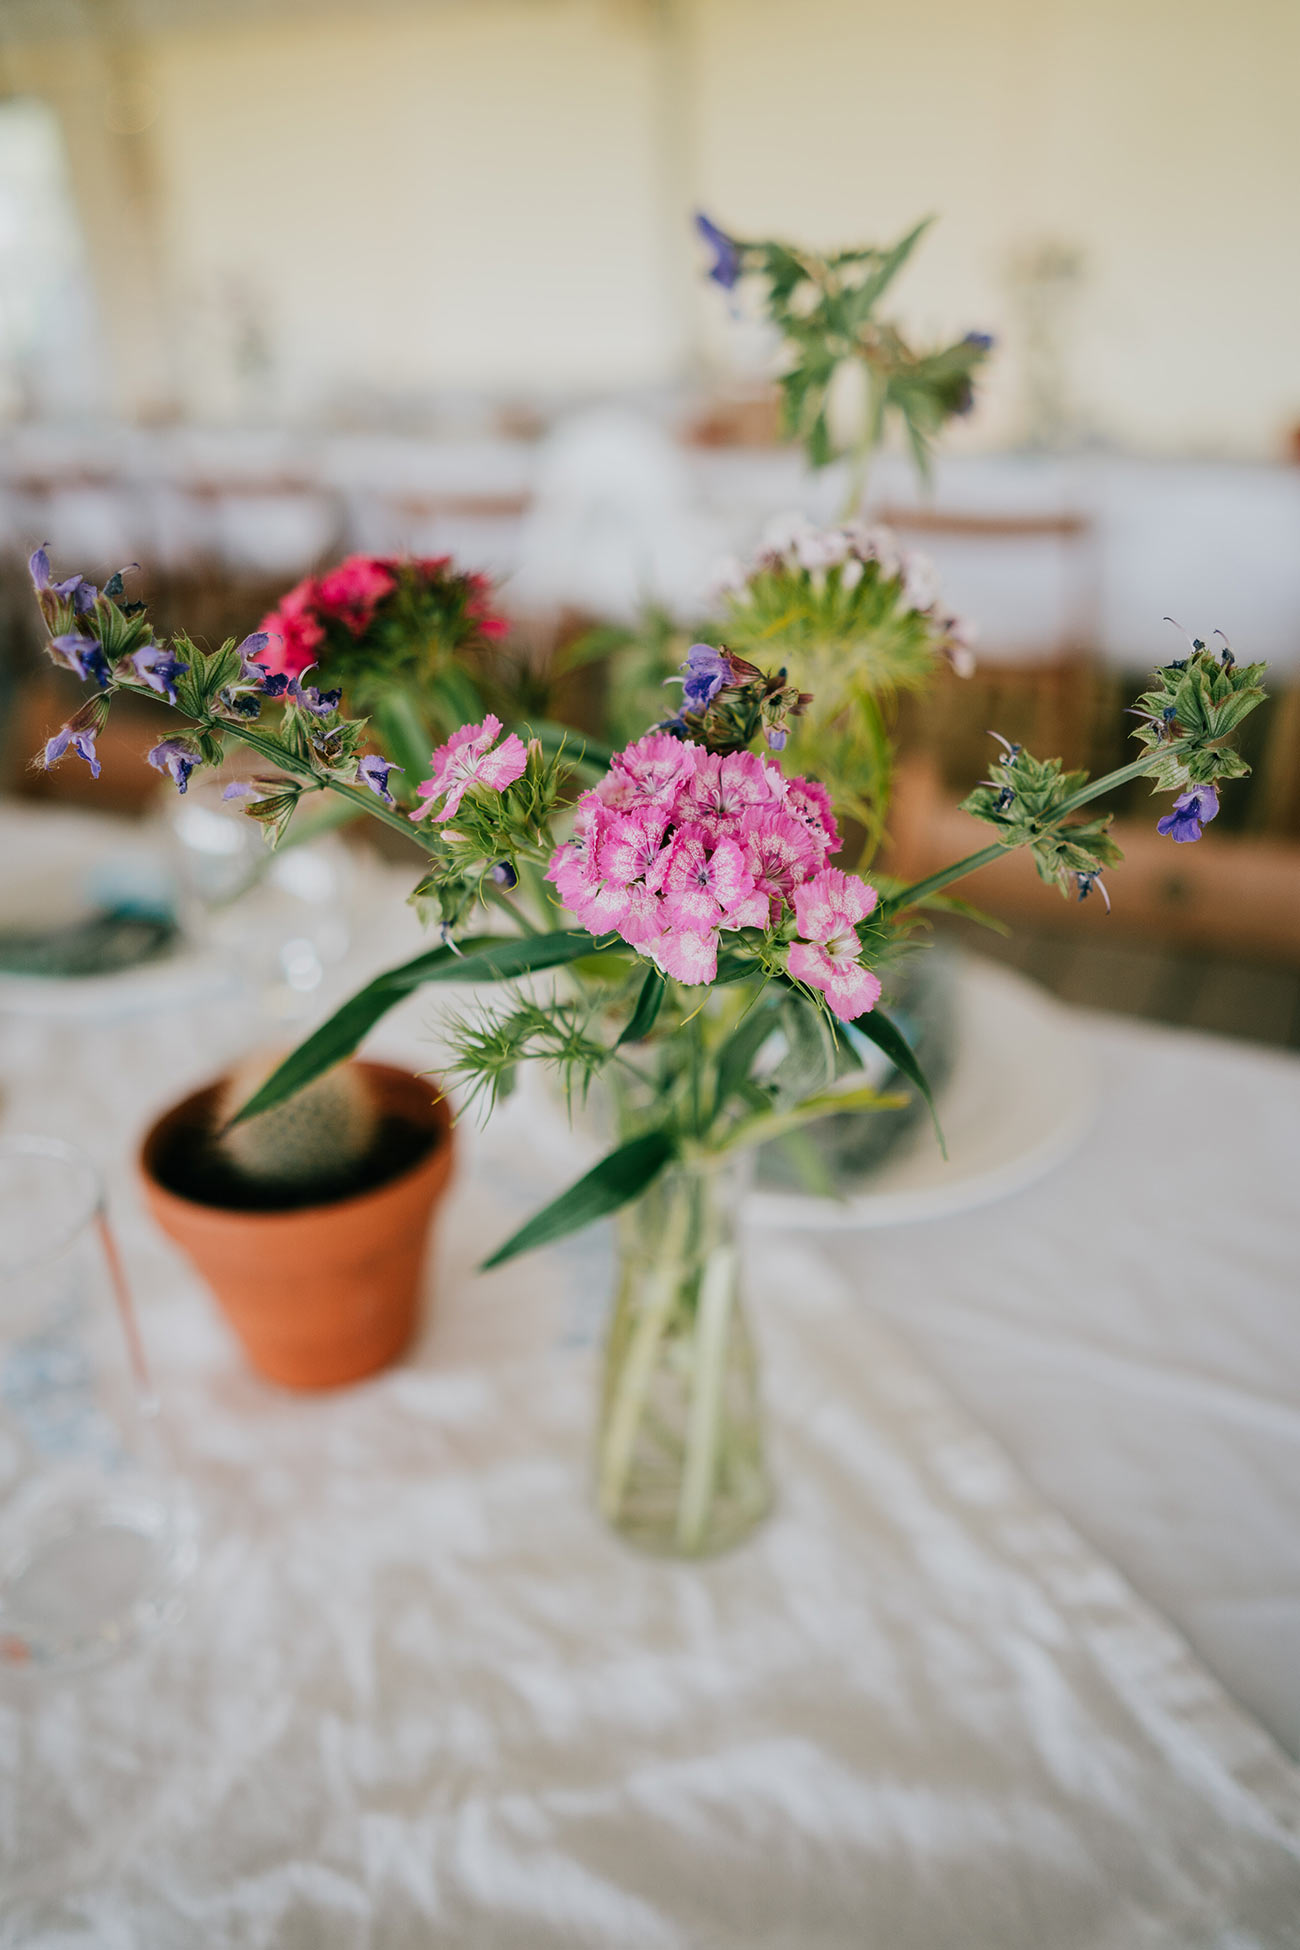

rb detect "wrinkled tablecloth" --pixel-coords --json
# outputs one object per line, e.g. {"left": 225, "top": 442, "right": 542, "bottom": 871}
{"left": 1, "top": 915, "right": 1299, "bottom": 1946}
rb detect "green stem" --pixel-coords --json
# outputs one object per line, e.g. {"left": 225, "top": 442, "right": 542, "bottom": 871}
{"left": 597, "top": 1183, "right": 692, "bottom": 1525}
{"left": 676, "top": 1241, "right": 737, "bottom": 1553}
{"left": 228, "top": 724, "right": 435, "bottom": 854}
{"left": 883, "top": 749, "right": 1175, "bottom": 915}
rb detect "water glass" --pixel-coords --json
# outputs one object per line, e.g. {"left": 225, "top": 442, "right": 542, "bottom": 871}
{"left": 0, "top": 1136, "right": 196, "bottom": 1674}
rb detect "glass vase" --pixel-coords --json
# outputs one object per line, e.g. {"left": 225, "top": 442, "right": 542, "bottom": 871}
{"left": 595, "top": 1154, "right": 771, "bottom": 1556}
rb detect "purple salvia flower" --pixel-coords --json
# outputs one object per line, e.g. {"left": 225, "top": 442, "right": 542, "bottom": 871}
{"left": 1075, "top": 871, "right": 1111, "bottom": 912}
{"left": 28, "top": 544, "right": 51, "bottom": 592}
{"left": 235, "top": 632, "right": 271, "bottom": 682}
{"left": 52, "top": 574, "right": 98, "bottom": 613}
{"left": 261, "top": 671, "right": 290, "bottom": 699}
{"left": 765, "top": 725, "right": 788, "bottom": 751}
{"left": 129, "top": 642, "right": 189, "bottom": 704}
{"left": 358, "top": 754, "right": 402, "bottom": 806}
{"left": 1156, "top": 784, "right": 1219, "bottom": 844}
{"left": 147, "top": 738, "right": 199, "bottom": 795}
{"left": 49, "top": 633, "right": 111, "bottom": 687}
{"left": 295, "top": 680, "right": 341, "bottom": 716}
{"left": 42, "top": 722, "right": 101, "bottom": 779}
{"left": 695, "top": 212, "right": 743, "bottom": 291}
{"left": 490, "top": 860, "right": 519, "bottom": 889}
{"left": 221, "top": 781, "right": 261, "bottom": 802}
{"left": 679, "top": 642, "right": 732, "bottom": 710}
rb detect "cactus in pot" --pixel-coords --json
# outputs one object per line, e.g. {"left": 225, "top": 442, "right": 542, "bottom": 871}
{"left": 214, "top": 1053, "right": 381, "bottom": 1204}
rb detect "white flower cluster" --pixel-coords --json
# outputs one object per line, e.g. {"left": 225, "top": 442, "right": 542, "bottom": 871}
{"left": 710, "top": 513, "right": 978, "bottom": 676}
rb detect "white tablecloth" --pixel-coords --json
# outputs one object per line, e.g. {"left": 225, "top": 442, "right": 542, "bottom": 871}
{"left": 833, "top": 1014, "right": 1300, "bottom": 1760}
{"left": 2, "top": 953, "right": 1299, "bottom": 1945}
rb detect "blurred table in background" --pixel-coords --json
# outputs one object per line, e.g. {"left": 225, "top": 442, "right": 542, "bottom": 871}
{"left": 4, "top": 422, "right": 1300, "bottom": 669}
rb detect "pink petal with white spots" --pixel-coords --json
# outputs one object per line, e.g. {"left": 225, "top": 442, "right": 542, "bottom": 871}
{"left": 791, "top": 867, "right": 877, "bottom": 942}
{"left": 655, "top": 928, "right": 719, "bottom": 985}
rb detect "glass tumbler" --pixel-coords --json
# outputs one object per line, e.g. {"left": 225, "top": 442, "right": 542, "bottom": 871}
{"left": 0, "top": 1137, "right": 197, "bottom": 1674}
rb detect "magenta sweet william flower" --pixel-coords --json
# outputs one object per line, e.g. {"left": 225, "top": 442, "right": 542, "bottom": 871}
{"left": 787, "top": 868, "right": 882, "bottom": 1021}
{"left": 411, "top": 715, "right": 528, "bottom": 823}
{"left": 256, "top": 580, "right": 324, "bottom": 678}
{"left": 314, "top": 555, "right": 396, "bottom": 633}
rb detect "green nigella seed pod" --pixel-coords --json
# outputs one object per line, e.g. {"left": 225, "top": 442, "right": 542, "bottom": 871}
{"left": 214, "top": 1053, "right": 379, "bottom": 1198}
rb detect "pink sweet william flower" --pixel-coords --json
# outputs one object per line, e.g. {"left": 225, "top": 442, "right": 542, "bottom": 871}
{"left": 787, "top": 867, "right": 882, "bottom": 1021}
{"left": 314, "top": 555, "right": 396, "bottom": 632}
{"left": 596, "top": 732, "right": 698, "bottom": 812}
{"left": 783, "top": 775, "right": 841, "bottom": 855}
{"left": 738, "top": 805, "right": 824, "bottom": 920}
{"left": 676, "top": 748, "right": 784, "bottom": 833}
{"left": 411, "top": 715, "right": 528, "bottom": 822}
{"left": 596, "top": 804, "right": 672, "bottom": 886}
{"left": 653, "top": 927, "right": 720, "bottom": 985}
{"left": 646, "top": 822, "right": 767, "bottom": 933}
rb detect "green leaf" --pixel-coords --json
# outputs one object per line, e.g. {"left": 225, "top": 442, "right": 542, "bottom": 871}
{"left": 841, "top": 217, "right": 932, "bottom": 322}
{"left": 712, "top": 996, "right": 781, "bottom": 1120}
{"left": 852, "top": 1007, "right": 946, "bottom": 1157}
{"left": 480, "top": 1129, "right": 677, "bottom": 1269}
{"left": 617, "top": 966, "right": 666, "bottom": 1045}
{"left": 373, "top": 688, "right": 434, "bottom": 796}
{"left": 427, "top": 664, "right": 485, "bottom": 737}
{"left": 228, "top": 929, "right": 606, "bottom": 1124}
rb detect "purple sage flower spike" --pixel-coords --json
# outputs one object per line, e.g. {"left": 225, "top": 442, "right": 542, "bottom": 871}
{"left": 42, "top": 722, "right": 102, "bottom": 779}
{"left": 50, "top": 634, "right": 111, "bottom": 687}
{"left": 695, "top": 212, "right": 743, "bottom": 291}
{"left": 146, "top": 738, "right": 199, "bottom": 795}
{"left": 235, "top": 632, "right": 271, "bottom": 681}
{"left": 128, "top": 642, "right": 189, "bottom": 704}
{"left": 358, "top": 754, "right": 402, "bottom": 806}
{"left": 678, "top": 642, "right": 732, "bottom": 710}
{"left": 1075, "top": 871, "right": 1111, "bottom": 912}
{"left": 1156, "top": 784, "right": 1219, "bottom": 844}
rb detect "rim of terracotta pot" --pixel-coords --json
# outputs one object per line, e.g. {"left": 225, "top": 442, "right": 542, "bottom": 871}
{"left": 138, "top": 1059, "right": 454, "bottom": 1227}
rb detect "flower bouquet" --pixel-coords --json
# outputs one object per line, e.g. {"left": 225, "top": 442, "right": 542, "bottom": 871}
{"left": 26, "top": 537, "right": 1269, "bottom": 1554}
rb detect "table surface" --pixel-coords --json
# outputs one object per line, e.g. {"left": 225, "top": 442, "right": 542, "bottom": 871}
{"left": 2, "top": 830, "right": 1299, "bottom": 1945}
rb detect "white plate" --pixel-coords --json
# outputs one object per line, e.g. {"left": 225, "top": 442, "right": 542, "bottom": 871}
{"left": 0, "top": 801, "right": 236, "bottom": 1020}
{"left": 749, "top": 955, "right": 1097, "bottom": 1229}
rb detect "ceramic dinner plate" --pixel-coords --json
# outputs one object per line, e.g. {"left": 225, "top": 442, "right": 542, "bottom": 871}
{"left": 749, "top": 954, "right": 1097, "bottom": 1229}
{"left": 0, "top": 802, "right": 233, "bottom": 1019}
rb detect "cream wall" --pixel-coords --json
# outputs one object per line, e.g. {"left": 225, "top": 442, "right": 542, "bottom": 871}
{"left": 145, "top": 0, "right": 676, "bottom": 411}
{"left": 6, "top": 0, "right": 1300, "bottom": 453}
{"left": 688, "top": 0, "right": 1300, "bottom": 456}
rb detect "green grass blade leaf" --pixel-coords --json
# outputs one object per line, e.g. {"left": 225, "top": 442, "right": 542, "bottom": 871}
{"left": 480, "top": 1129, "right": 677, "bottom": 1269}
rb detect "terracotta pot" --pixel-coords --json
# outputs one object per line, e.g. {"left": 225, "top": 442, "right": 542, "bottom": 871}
{"left": 140, "top": 1061, "right": 454, "bottom": 1389}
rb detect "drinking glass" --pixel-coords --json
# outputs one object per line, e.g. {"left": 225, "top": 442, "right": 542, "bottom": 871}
{"left": 0, "top": 1136, "right": 197, "bottom": 1674}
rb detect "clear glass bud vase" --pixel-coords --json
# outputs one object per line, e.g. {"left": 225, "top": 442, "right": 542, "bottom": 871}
{"left": 595, "top": 1155, "right": 771, "bottom": 1556}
